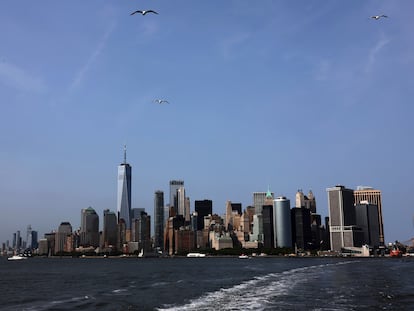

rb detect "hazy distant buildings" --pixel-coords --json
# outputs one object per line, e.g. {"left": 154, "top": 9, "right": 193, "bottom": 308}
{"left": 154, "top": 190, "right": 165, "bottom": 250}
{"left": 354, "top": 187, "right": 384, "bottom": 245}
{"left": 117, "top": 146, "right": 132, "bottom": 230}
{"left": 80, "top": 207, "right": 99, "bottom": 248}
{"left": 273, "top": 197, "right": 292, "bottom": 248}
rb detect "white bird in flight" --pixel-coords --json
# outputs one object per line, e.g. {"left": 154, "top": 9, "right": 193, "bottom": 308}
{"left": 153, "top": 99, "right": 169, "bottom": 104}
{"left": 130, "top": 10, "right": 158, "bottom": 16}
{"left": 371, "top": 15, "right": 388, "bottom": 20}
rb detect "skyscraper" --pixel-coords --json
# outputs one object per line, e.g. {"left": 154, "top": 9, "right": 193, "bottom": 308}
{"left": 154, "top": 190, "right": 164, "bottom": 250}
{"left": 103, "top": 209, "right": 117, "bottom": 249}
{"left": 169, "top": 180, "right": 184, "bottom": 217}
{"left": 273, "top": 197, "right": 292, "bottom": 248}
{"left": 117, "top": 146, "right": 132, "bottom": 229}
{"left": 80, "top": 207, "right": 99, "bottom": 247}
{"left": 291, "top": 207, "right": 312, "bottom": 250}
{"left": 355, "top": 202, "right": 380, "bottom": 248}
{"left": 354, "top": 187, "right": 384, "bottom": 245}
{"left": 55, "top": 222, "right": 73, "bottom": 254}
{"left": 253, "top": 189, "right": 274, "bottom": 215}
{"left": 327, "top": 185, "right": 363, "bottom": 252}
{"left": 194, "top": 199, "right": 212, "bottom": 231}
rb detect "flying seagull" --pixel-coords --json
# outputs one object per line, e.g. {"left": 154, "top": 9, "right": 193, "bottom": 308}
{"left": 130, "top": 10, "right": 158, "bottom": 16}
{"left": 371, "top": 15, "right": 388, "bottom": 20}
{"left": 153, "top": 99, "right": 169, "bottom": 104}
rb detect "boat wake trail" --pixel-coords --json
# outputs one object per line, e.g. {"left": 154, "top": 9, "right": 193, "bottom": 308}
{"left": 157, "top": 261, "right": 358, "bottom": 311}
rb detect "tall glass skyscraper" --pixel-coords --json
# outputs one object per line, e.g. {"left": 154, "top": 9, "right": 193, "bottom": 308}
{"left": 117, "top": 146, "right": 132, "bottom": 229}
{"left": 154, "top": 190, "right": 164, "bottom": 250}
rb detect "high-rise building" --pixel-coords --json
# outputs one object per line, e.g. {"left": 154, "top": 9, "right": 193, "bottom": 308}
{"left": 80, "top": 207, "right": 99, "bottom": 247}
{"left": 253, "top": 189, "right": 274, "bottom": 215}
{"left": 26, "top": 225, "right": 33, "bottom": 249}
{"left": 117, "top": 145, "right": 132, "bottom": 229}
{"left": 291, "top": 207, "right": 312, "bottom": 250}
{"left": 355, "top": 202, "right": 380, "bottom": 248}
{"left": 177, "top": 187, "right": 190, "bottom": 221}
{"left": 154, "top": 190, "right": 165, "bottom": 250}
{"left": 273, "top": 197, "right": 292, "bottom": 248}
{"left": 169, "top": 180, "right": 184, "bottom": 217}
{"left": 354, "top": 187, "right": 384, "bottom": 245}
{"left": 55, "top": 222, "right": 73, "bottom": 254}
{"left": 195, "top": 200, "right": 212, "bottom": 231}
{"left": 103, "top": 209, "right": 117, "bottom": 249}
{"left": 262, "top": 205, "right": 274, "bottom": 249}
{"left": 295, "top": 190, "right": 305, "bottom": 208}
{"left": 306, "top": 190, "right": 317, "bottom": 213}
{"left": 327, "top": 185, "right": 363, "bottom": 252}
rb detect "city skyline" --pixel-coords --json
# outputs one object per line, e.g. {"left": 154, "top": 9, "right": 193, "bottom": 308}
{"left": 1, "top": 1, "right": 414, "bottom": 244}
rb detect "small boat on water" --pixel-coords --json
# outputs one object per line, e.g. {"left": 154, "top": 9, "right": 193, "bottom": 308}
{"left": 390, "top": 248, "right": 403, "bottom": 258}
{"left": 239, "top": 254, "right": 249, "bottom": 259}
{"left": 8, "top": 255, "right": 28, "bottom": 261}
{"left": 187, "top": 252, "right": 206, "bottom": 258}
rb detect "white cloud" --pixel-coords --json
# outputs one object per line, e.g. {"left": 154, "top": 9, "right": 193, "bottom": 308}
{"left": 0, "top": 61, "right": 47, "bottom": 93}
{"left": 365, "top": 35, "right": 390, "bottom": 73}
{"left": 68, "top": 22, "right": 116, "bottom": 91}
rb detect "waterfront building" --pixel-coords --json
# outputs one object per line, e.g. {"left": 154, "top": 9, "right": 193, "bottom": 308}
{"left": 117, "top": 145, "right": 132, "bottom": 230}
{"left": 102, "top": 209, "right": 117, "bottom": 249}
{"left": 55, "top": 222, "right": 73, "bottom": 254}
{"left": 355, "top": 202, "right": 380, "bottom": 248}
{"left": 354, "top": 187, "right": 384, "bottom": 245}
{"left": 38, "top": 238, "right": 48, "bottom": 256}
{"left": 80, "top": 207, "right": 99, "bottom": 247}
{"left": 132, "top": 211, "right": 151, "bottom": 252}
{"left": 291, "top": 207, "right": 312, "bottom": 250}
{"left": 327, "top": 185, "right": 363, "bottom": 252}
{"left": 169, "top": 180, "right": 184, "bottom": 217}
{"left": 194, "top": 200, "right": 212, "bottom": 231}
{"left": 26, "top": 225, "right": 33, "bottom": 249}
{"left": 44, "top": 232, "right": 56, "bottom": 256}
{"left": 273, "top": 197, "right": 292, "bottom": 248}
{"left": 262, "top": 205, "right": 274, "bottom": 249}
{"left": 154, "top": 190, "right": 165, "bottom": 250}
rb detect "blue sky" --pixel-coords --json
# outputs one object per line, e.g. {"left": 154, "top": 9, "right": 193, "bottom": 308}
{"left": 1, "top": 0, "right": 413, "bottom": 245}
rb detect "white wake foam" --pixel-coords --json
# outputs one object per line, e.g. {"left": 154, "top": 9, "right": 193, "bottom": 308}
{"left": 157, "top": 261, "right": 357, "bottom": 311}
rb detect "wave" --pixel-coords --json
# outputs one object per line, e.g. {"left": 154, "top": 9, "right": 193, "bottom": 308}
{"left": 157, "top": 261, "right": 357, "bottom": 311}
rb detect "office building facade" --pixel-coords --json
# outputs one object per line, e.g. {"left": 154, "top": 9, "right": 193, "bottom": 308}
{"left": 354, "top": 187, "right": 384, "bottom": 245}
{"left": 327, "top": 185, "right": 362, "bottom": 252}
{"left": 80, "top": 207, "right": 99, "bottom": 247}
{"left": 273, "top": 197, "right": 292, "bottom": 248}
{"left": 154, "top": 190, "right": 165, "bottom": 250}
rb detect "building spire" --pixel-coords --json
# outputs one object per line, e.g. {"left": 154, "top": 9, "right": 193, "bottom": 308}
{"left": 123, "top": 145, "right": 127, "bottom": 164}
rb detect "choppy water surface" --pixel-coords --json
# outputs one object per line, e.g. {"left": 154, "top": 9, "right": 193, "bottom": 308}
{"left": 0, "top": 256, "right": 413, "bottom": 310}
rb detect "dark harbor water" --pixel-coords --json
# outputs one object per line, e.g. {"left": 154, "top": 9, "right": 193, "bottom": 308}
{"left": 0, "top": 256, "right": 413, "bottom": 310}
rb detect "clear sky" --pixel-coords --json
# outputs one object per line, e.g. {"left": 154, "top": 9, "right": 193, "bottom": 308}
{"left": 1, "top": 1, "right": 413, "bottom": 245}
